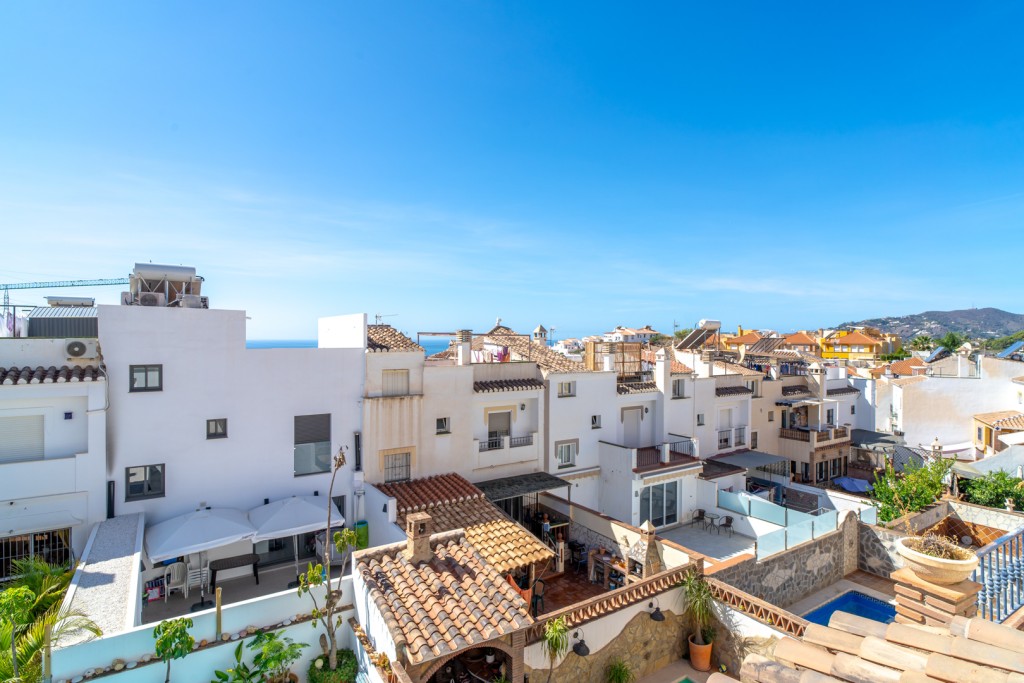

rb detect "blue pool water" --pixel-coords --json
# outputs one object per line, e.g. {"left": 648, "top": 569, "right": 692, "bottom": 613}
{"left": 802, "top": 591, "right": 896, "bottom": 626}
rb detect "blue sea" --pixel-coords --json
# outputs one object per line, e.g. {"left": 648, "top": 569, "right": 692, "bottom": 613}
{"left": 247, "top": 338, "right": 452, "bottom": 357}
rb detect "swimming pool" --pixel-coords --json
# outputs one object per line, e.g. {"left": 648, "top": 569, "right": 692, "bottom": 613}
{"left": 802, "top": 590, "right": 896, "bottom": 626}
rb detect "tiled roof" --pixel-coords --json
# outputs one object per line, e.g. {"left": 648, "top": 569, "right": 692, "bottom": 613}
{"left": 355, "top": 529, "right": 533, "bottom": 665}
{"left": 483, "top": 327, "right": 589, "bottom": 374}
{"left": 375, "top": 474, "right": 553, "bottom": 573}
{"left": 781, "top": 384, "right": 810, "bottom": 396}
{"left": 826, "top": 386, "right": 860, "bottom": 397}
{"left": 826, "top": 331, "right": 881, "bottom": 346}
{"left": 367, "top": 325, "right": 424, "bottom": 353}
{"left": 750, "top": 612, "right": 1024, "bottom": 683}
{"left": 641, "top": 350, "right": 692, "bottom": 374}
{"left": 0, "top": 365, "right": 104, "bottom": 385}
{"left": 974, "top": 410, "right": 1024, "bottom": 430}
{"left": 726, "top": 331, "right": 762, "bottom": 346}
{"left": 716, "top": 385, "right": 754, "bottom": 397}
{"left": 784, "top": 332, "right": 817, "bottom": 346}
{"left": 889, "top": 357, "right": 926, "bottom": 376}
{"left": 473, "top": 378, "right": 545, "bottom": 393}
{"left": 617, "top": 381, "right": 660, "bottom": 395}
{"left": 713, "top": 361, "right": 764, "bottom": 377}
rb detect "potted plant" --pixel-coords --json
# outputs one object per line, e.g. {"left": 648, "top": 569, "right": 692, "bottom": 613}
{"left": 308, "top": 648, "right": 357, "bottom": 683}
{"left": 212, "top": 642, "right": 261, "bottom": 683}
{"left": 153, "top": 617, "right": 195, "bottom": 683}
{"left": 896, "top": 535, "right": 978, "bottom": 585}
{"left": 605, "top": 656, "right": 635, "bottom": 683}
{"left": 680, "top": 571, "right": 715, "bottom": 672}
{"left": 250, "top": 631, "right": 307, "bottom": 682}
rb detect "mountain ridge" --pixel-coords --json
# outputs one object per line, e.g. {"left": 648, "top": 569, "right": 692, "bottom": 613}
{"left": 839, "top": 307, "right": 1024, "bottom": 340}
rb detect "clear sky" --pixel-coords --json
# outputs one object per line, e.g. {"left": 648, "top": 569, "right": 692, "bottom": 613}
{"left": 2, "top": 2, "right": 1023, "bottom": 340}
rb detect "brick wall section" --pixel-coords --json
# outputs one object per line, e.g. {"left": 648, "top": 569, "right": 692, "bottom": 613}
{"left": 710, "top": 512, "right": 858, "bottom": 609}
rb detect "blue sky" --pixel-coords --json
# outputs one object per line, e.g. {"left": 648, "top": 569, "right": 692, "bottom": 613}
{"left": 2, "top": 2, "right": 1023, "bottom": 340}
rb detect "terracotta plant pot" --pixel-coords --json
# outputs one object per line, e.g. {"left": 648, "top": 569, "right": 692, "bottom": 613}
{"left": 688, "top": 635, "right": 713, "bottom": 672}
{"left": 896, "top": 537, "right": 978, "bottom": 585}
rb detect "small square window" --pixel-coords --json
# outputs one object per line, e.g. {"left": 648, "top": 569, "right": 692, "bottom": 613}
{"left": 557, "top": 381, "right": 576, "bottom": 397}
{"left": 591, "top": 415, "right": 601, "bottom": 429}
{"left": 125, "top": 464, "right": 165, "bottom": 501}
{"left": 850, "top": 405, "right": 856, "bottom": 415}
{"left": 207, "top": 418, "right": 228, "bottom": 439}
{"left": 436, "top": 417, "right": 450, "bottom": 434}
{"left": 697, "top": 413, "right": 705, "bottom": 426}
{"left": 768, "top": 411, "right": 775, "bottom": 422}
{"left": 129, "top": 364, "right": 163, "bottom": 392}
{"left": 672, "top": 379, "right": 686, "bottom": 399}
{"left": 64, "top": 412, "right": 73, "bottom": 420}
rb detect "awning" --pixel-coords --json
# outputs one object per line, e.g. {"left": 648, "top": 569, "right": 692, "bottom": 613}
{"left": 716, "top": 451, "right": 787, "bottom": 470}
{"left": 998, "top": 431, "right": 1024, "bottom": 447}
{"left": 953, "top": 445, "right": 1024, "bottom": 480}
{"left": 145, "top": 508, "right": 255, "bottom": 563}
{"left": 850, "top": 429, "right": 905, "bottom": 450}
{"left": 834, "top": 477, "right": 872, "bottom": 493}
{"left": 1, "top": 510, "right": 84, "bottom": 537}
{"left": 248, "top": 496, "right": 343, "bottom": 543}
{"left": 474, "top": 471, "right": 571, "bottom": 501}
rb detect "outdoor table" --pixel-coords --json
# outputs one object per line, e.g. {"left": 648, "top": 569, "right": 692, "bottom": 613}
{"left": 704, "top": 512, "right": 721, "bottom": 531}
{"left": 209, "top": 553, "right": 260, "bottom": 590}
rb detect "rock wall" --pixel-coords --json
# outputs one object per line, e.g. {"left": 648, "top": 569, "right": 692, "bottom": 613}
{"left": 525, "top": 610, "right": 686, "bottom": 683}
{"left": 711, "top": 513, "right": 858, "bottom": 608}
{"left": 858, "top": 522, "right": 907, "bottom": 577}
{"left": 950, "top": 500, "right": 1024, "bottom": 533}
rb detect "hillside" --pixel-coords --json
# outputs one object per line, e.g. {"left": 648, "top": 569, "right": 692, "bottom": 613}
{"left": 840, "top": 307, "right": 1024, "bottom": 340}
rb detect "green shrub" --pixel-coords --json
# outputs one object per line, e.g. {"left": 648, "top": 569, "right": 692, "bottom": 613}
{"left": 308, "top": 648, "right": 357, "bottom": 683}
{"left": 871, "top": 458, "right": 953, "bottom": 523}
{"left": 961, "top": 471, "right": 1024, "bottom": 510}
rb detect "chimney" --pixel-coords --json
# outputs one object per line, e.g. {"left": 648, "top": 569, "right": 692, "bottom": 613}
{"left": 404, "top": 512, "right": 433, "bottom": 564}
{"left": 456, "top": 329, "right": 472, "bottom": 366}
{"left": 640, "top": 521, "right": 663, "bottom": 577}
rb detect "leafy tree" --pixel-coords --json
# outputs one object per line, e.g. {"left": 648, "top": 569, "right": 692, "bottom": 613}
{"left": 250, "top": 631, "right": 307, "bottom": 683}
{"left": 541, "top": 616, "right": 569, "bottom": 683}
{"left": 298, "top": 449, "right": 357, "bottom": 672}
{"left": 937, "top": 331, "right": 967, "bottom": 352}
{"left": 673, "top": 328, "right": 694, "bottom": 340}
{"left": 680, "top": 570, "right": 715, "bottom": 646}
{"left": 871, "top": 458, "right": 954, "bottom": 523}
{"left": 961, "top": 471, "right": 1024, "bottom": 510}
{"left": 1, "top": 586, "right": 34, "bottom": 680}
{"left": 154, "top": 617, "right": 194, "bottom": 683}
{"left": 909, "top": 335, "right": 934, "bottom": 351}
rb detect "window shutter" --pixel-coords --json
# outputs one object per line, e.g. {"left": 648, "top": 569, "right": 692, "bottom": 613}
{"left": 382, "top": 370, "right": 410, "bottom": 396}
{"left": 294, "top": 414, "right": 331, "bottom": 445}
{"left": 0, "top": 416, "right": 44, "bottom": 462}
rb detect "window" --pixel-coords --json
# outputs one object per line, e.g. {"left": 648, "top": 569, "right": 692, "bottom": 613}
{"left": 555, "top": 440, "right": 577, "bottom": 468}
{"left": 639, "top": 481, "right": 678, "bottom": 528}
{"left": 294, "top": 414, "right": 331, "bottom": 476}
{"left": 0, "top": 416, "right": 44, "bottom": 463}
{"left": 353, "top": 432, "right": 362, "bottom": 472}
{"left": 672, "top": 378, "right": 686, "bottom": 398}
{"left": 332, "top": 495, "right": 347, "bottom": 522}
{"left": 436, "top": 417, "right": 450, "bottom": 435}
{"left": 206, "top": 418, "right": 227, "bottom": 439}
{"left": 1, "top": 529, "right": 71, "bottom": 580}
{"left": 826, "top": 408, "right": 836, "bottom": 425}
{"left": 125, "top": 464, "right": 165, "bottom": 501}
{"left": 751, "top": 431, "right": 758, "bottom": 449}
{"left": 830, "top": 457, "right": 842, "bottom": 477}
{"left": 768, "top": 411, "right": 775, "bottom": 422}
{"left": 745, "top": 380, "right": 760, "bottom": 397}
{"left": 977, "top": 426, "right": 983, "bottom": 441}
{"left": 851, "top": 405, "right": 856, "bottom": 415}
{"left": 382, "top": 369, "right": 410, "bottom": 397}
{"left": 816, "top": 461, "right": 826, "bottom": 482}
{"left": 129, "top": 364, "right": 162, "bottom": 392}
{"left": 591, "top": 415, "right": 601, "bottom": 429}
{"left": 384, "top": 452, "right": 411, "bottom": 482}
{"left": 697, "top": 413, "right": 705, "bottom": 426}
{"left": 557, "top": 381, "right": 576, "bottom": 397}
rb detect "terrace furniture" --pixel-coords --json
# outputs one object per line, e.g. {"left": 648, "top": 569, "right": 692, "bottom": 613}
{"left": 531, "top": 579, "right": 546, "bottom": 616}
{"left": 719, "top": 516, "right": 735, "bottom": 537}
{"left": 209, "top": 553, "right": 260, "bottom": 591}
{"left": 164, "top": 562, "right": 188, "bottom": 602}
{"left": 690, "top": 509, "right": 706, "bottom": 527}
{"left": 704, "top": 512, "right": 721, "bottom": 531}
{"left": 568, "top": 541, "right": 588, "bottom": 575}
{"left": 186, "top": 553, "right": 209, "bottom": 594}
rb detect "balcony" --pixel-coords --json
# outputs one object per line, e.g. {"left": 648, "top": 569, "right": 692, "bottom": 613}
{"left": 474, "top": 432, "right": 540, "bottom": 469}
{"left": 600, "top": 439, "right": 700, "bottom": 474}
{"left": 779, "top": 425, "right": 850, "bottom": 449}
{"left": 716, "top": 426, "right": 748, "bottom": 451}
{"left": 478, "top": 434, "right": 535, "bottom": 452}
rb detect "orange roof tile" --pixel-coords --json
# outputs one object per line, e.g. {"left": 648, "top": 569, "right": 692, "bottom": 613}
{"left": 367, "top": 325, "right": 423, "bottom": 353}
{"left": 974, "top": 410, "right": 1024, "bottom": 430}
{"left": 784, "top": 332, "right": 817, "bottom": 347}
{"left": 827, "top": 331, "right": 882, "bottom": 346}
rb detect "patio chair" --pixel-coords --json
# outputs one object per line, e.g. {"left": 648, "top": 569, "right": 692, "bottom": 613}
{"left": 719, "top": 516, "right": 734, "bottom": 537}
{"left": 164, "top": 561, "right": 188, "bottom": 602}
{"left": 186, "top": 552, "right": 209, "bottom": 594}
{"left": 531, "top": 579, "right": 546, "bottom": 617}
{"left": 690, "top": 509, "right": 706, "bottom": 528}
{"left": 568, "top": 541, "right": 587, "bottom": 575}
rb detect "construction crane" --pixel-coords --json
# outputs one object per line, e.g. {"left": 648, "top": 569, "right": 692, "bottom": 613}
{"left": 1, "top": 278, "right": 131, "bottom": 316}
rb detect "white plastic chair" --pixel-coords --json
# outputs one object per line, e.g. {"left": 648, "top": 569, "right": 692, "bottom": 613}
{"left": 164, "top": 562, "right": 188, "bottom": 602}
{"left": 186, "top": 553, "right": 209, "bottom": 595}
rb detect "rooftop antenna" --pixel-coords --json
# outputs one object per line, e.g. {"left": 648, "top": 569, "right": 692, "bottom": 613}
{"left": 374, "top": 313, "right": 397, "bottom": 325}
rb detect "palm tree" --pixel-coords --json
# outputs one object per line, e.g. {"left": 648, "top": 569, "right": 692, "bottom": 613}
{"left": 541, "top": 616, "right": 569, "bottom": 683}
{"left": 909, "top": 335, "right": 934, "bottom": 351}
{"left": 938, "top": 331, "right": 967, "bottom": 353}
{"left": 0, "top": 559, "right": 101, "bottom": 681}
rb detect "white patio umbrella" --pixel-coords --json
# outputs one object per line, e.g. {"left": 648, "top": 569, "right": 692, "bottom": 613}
{"left": 145, "top": 507, "right": 256, "bottom": 563}
{"left": 247, "top": 496, "right": 343, "bottom": 585}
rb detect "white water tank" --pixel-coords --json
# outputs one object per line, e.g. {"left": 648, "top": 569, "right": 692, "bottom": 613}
{"left": 133, "top": 263, "right": 198, "bottom": 282}
{"left": 698, "top": 319, "right": 722, "bottom": 331}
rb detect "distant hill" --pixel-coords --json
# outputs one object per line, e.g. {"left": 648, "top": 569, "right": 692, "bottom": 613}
{"left": 839, "top": 308, "right": 1024, "bottom": 340}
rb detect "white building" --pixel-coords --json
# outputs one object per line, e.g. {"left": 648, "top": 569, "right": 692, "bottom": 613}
{"left": 602, "top": 325, "right": 662, "bottom": 343}
{"left": 0, "top": 335, "right": 108, "bottom": 576}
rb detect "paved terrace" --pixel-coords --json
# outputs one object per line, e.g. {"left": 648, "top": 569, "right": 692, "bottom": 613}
{"left": 660, "top": 522, "right": 756, "bottom": 563}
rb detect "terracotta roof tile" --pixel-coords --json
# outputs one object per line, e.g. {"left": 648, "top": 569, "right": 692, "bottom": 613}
{"left": 0, "top": 365, "right": 104, "bottom": 385}
{"left": 888, "top": 357, "right": 926, "bottom": 376}
{"left": 781, "top": 384, "right": 810, "bottom": 396}
{"left": 826, "top": 386, "right": 860, "bottom": 397}
{"left": 825, "top": 330, "right": 882, "bottom": 346}
{"left": 473, "top": 378, "right": 545, "bottom": 393}
{"left": 974, "top": 410, "right": 1024, "bottom": 430}
{"left": 482, "top": 327, "right": 589, "bottom": 374}
{"left": 356, "top": 529, "right": 534, "bottom": 664}
{"left": 367, "top": 325, "right": 424, "bottom": 353}
{"left": 784, "top": 332, "right": 818, "bottom": 347}
{"left": 375, "top": 474, "right": 553, "bottom": 573}
{"left": 617, "top": 381, "right": 660, "bottom": 395}
{"left": 716, "top": 385, "right": 754, "bottom": 397}
{"left": 726, "top": 331, "right": 763, "bottom": 345}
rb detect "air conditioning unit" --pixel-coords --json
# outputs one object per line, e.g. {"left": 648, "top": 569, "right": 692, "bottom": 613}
{"left": 66, "top": 339, "right": 99, "bottom": 360}
{"left": 181, "top": 294, "right": 203, "bottom": 309}
{"left": 120, "top": 291, "right": 133, "bottom": 306}
{"left": 139, "top": 292, "right": 166, "bottom": 307}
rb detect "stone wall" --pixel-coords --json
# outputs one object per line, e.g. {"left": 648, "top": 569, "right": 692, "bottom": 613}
{"left": 525, "top": 609, "right": 686, "bottom": 683}
{"left": 710, "top": 513, "right": 858, "bottom": 609}
{"left": 858, "top": 522, "right": 907, "bottom": 577}
{"left": 950, "top": 500, "right": 1024, "bottom": 533}
{"left": 711, "top": 604, "right": 785, "bottom": 677}
{"left": 568, "top": 520, "right": 620, "bottom": 557}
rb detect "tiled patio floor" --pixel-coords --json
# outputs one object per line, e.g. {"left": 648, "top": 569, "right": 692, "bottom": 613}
{"left": 659, "top": 523, "right": 756, "bottom": 563}
{"left": 536, "top": 569, "right": 608, "bottom": 615}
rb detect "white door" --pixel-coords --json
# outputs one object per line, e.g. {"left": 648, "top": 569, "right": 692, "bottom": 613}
{"left": 623, "top": 408, "right": 642, "bottom": 447}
